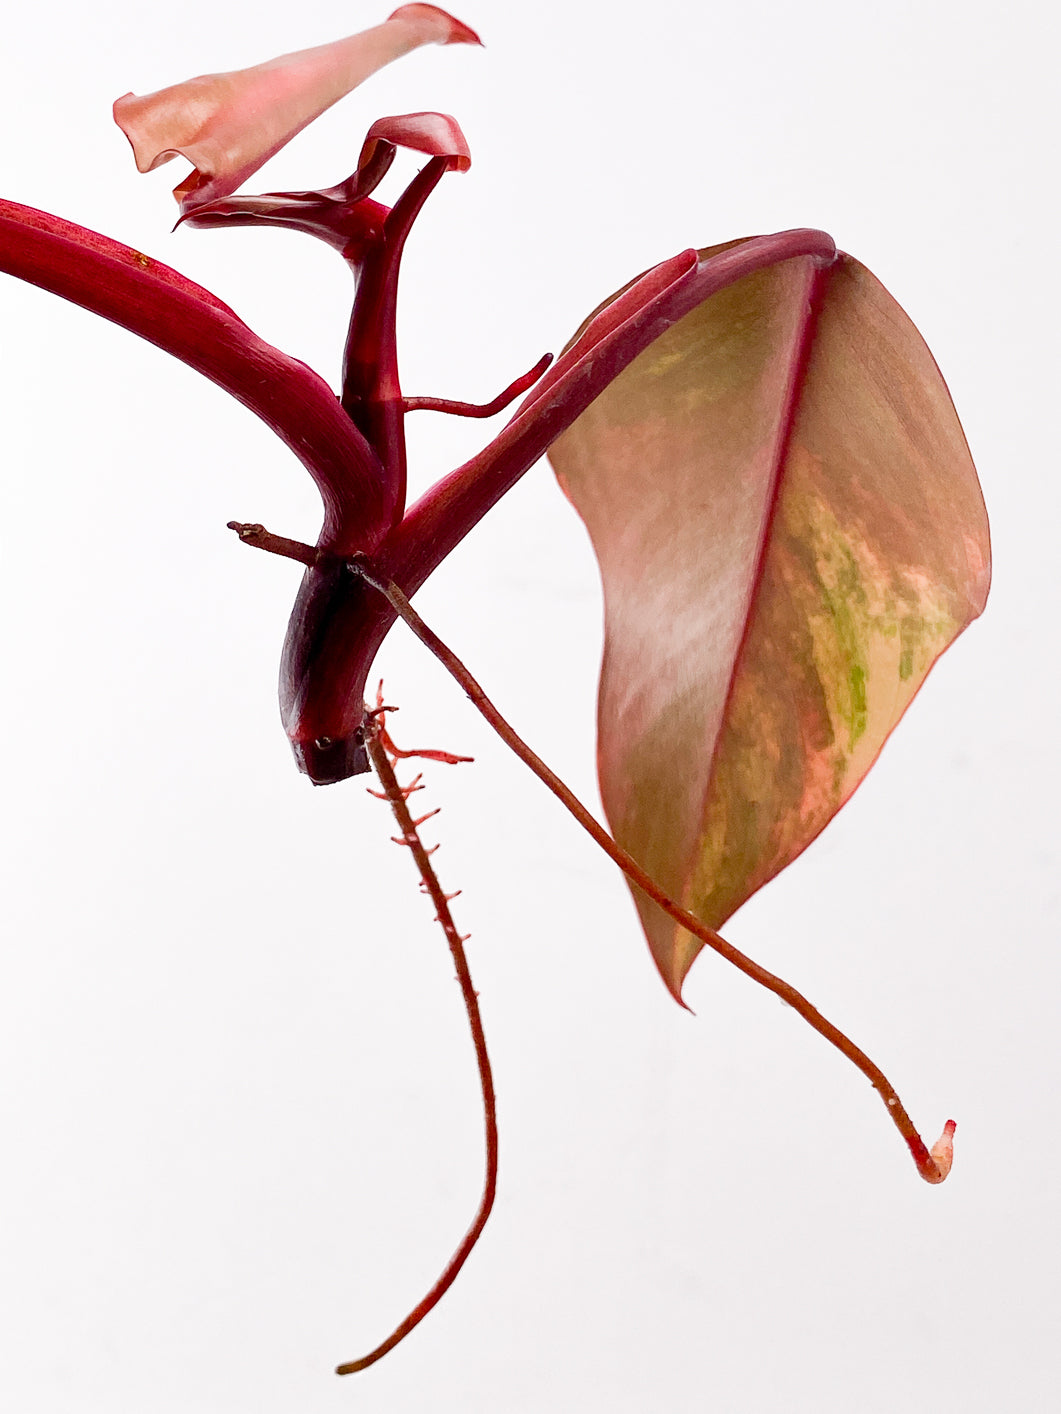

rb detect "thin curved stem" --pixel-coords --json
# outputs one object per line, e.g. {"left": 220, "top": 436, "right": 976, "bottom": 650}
{"left": 338, "top": 716, "right": 498, "bottom": 1375}
{"left": 349, "top": 559, "right": 954, "bottom": 1187}
{"left": 402, "top": 353, "right": 554, "bottom": 419}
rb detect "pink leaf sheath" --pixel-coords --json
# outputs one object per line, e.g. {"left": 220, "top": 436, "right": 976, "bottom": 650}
{"left": 113, "top": 5, "right": 480, "bottom": 215}
{"left": 547, "top": 241, "right": 990, "bottom": 999}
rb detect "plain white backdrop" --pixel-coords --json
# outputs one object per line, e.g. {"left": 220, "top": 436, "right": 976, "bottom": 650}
{"left": 1, "top": 1, "right": 1057, "bottom": 1409}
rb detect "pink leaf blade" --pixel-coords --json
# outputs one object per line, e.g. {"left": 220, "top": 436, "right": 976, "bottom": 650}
{"left": 0, "top": 198, "right": 388, "bottom": 550}
{"left": 547, "top": 242, "right": 990, "bottom": 1000}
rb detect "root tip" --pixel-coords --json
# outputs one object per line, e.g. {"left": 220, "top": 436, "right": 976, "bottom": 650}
{"left": 925, "top": 1118, "right": 956, "bottom": 1184}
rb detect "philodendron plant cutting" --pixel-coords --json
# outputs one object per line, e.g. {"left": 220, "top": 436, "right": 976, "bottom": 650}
{"left": 0, "top": 3, "right": 990, "bottom": 1377}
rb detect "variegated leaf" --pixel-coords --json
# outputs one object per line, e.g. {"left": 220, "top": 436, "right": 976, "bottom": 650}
{"left": 548, "top": 241, "right": 990, "bottom": 999}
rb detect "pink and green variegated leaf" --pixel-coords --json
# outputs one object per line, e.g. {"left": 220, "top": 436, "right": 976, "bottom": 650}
{"left": 547, "top": 240, "right": 990, "bottom": 1001}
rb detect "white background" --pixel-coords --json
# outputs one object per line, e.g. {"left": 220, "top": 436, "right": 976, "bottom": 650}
{"left": 1, "top": 1, "right": 1057, "bottom": 1409}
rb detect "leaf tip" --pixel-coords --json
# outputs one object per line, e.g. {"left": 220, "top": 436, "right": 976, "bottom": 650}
{"left": 389, "top": 4, "right": 484, "bottom": 46}
{"left": 662, "top": 955, "right": 697, "bottom": 1013}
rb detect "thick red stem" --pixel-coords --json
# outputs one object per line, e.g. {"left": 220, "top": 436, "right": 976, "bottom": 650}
{"left": 341, "top": 157, "right": 452, "bottom": 527}
{"left": 0, "top": 199, "right": 388, "bottom": 552}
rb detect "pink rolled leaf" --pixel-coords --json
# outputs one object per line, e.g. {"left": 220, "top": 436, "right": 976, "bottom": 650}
{"left": 547, "top": 241, "right": 991, "bottom": 1000}
{"left": 114, "top": 5, "right": 480, "bottom": 215}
